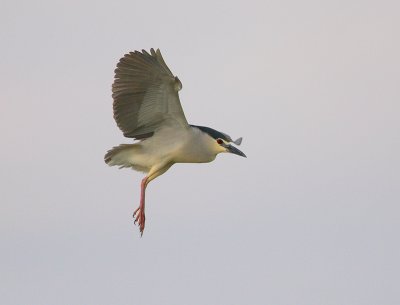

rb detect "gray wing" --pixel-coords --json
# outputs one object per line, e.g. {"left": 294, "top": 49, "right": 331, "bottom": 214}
{"left": 112, "top": 48, "right": 188, "bottom": 139}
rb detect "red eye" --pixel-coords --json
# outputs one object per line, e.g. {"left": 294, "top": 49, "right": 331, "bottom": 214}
{"left": 217, "top": 139, "right": 223, "bottom": 145}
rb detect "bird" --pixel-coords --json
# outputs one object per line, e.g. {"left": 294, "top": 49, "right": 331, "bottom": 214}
{"left": 105, "top": 48, "right": 246, "bottom": 235}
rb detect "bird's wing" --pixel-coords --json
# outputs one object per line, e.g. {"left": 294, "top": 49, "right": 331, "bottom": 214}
{"left": 112, "top": 48, "right": 188, "bottom": 139}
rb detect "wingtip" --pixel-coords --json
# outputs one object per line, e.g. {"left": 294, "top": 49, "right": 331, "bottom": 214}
{"left": 141, "top": 49, "right": 152, "bottom": 57}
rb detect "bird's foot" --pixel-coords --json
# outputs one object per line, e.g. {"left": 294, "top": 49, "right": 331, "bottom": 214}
{"left": 133, "top": 207, "right": 146, "bottom": 236}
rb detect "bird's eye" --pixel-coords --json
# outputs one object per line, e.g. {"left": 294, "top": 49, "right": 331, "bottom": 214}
{"left": 217, "top": 139, "right": 223, "bottom": 145}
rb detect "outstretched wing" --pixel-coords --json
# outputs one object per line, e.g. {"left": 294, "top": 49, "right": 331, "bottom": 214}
{"left": 112, "top": 48, "right": 188, "bottom": 139}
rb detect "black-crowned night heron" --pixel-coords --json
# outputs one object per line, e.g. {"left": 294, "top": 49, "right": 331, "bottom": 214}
{"left": 105, "top": 49, "right": 246, "bottom": 235}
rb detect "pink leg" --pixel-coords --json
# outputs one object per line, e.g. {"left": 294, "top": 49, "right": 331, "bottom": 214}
{"left": 133, "top": 177, "right": 148, "bottom": 236}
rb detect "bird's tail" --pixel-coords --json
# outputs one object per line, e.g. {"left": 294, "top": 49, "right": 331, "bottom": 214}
{"left": 104, "top": 144, "right": 147, "bottom": 172}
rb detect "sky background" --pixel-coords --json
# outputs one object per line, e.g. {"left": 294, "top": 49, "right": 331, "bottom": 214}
{"left": 1, "top": 0, "right": 399, "bottom": 304}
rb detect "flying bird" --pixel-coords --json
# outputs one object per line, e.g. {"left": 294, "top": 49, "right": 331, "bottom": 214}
{"left": 105, "top": 49, "right": 246, "bottom": 235}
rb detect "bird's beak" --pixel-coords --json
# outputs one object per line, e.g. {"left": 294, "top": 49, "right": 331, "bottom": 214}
{"left": 226, "top": 144, "right": 246, "bottom": 158}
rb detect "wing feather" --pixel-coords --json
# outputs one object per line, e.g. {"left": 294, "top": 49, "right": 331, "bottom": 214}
{"left": 112, "top": 48, "right": 188, "bottom": 138}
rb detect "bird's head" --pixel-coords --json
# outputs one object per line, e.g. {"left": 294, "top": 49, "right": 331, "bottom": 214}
{"left": 192, "top": 125, "right": 246, "bottom": 158}
{"left": 214, "top": 137, "right": 246, "bottom": 157}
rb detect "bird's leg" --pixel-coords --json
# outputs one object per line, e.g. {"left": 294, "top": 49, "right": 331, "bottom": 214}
{"left": 132, "top": 163, "right": 173, "bottom": 236}
{"left": 133, "top": 177, "right": 148, "bottom": 236}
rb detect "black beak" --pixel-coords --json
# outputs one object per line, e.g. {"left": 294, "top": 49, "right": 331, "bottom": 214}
{"left": 226, "top": 144, "right": 247, "bottom": 158}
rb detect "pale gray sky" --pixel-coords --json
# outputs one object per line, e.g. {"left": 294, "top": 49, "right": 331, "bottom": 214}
{"left": 1, "top": 0, "right": 399, "bottom": 304}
